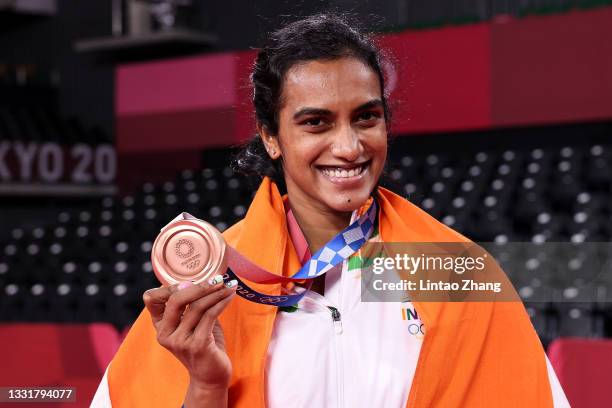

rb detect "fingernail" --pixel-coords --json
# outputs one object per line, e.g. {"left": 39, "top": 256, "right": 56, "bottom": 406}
{"left": 224, "top": 279, "right": 238, "bottom": 288}
{"left": 178, "top": 281, "right": 193, "bottom": 290}
{"left": 208, "top": 275, "right": 224, "bottom": 286}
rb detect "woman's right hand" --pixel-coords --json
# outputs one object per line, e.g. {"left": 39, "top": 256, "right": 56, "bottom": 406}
{"left": 143, "top": 276, "right": 237, "bottom": 394}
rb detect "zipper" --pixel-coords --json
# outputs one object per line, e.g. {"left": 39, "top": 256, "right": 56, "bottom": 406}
{"left": 336, "top": 245, "right": 350, "bottom": 408}
{"left": 327, "top": 306, "right": 343, "bottom": 334}
{"left": 300, "top": 211, "right": 357, "bottom": 408}
{"left": 301, "top": 289, "right": 346, "bottom": 407}
{"left": 328, "top": 305, "right": 345, "bottom": 408}
{"left": 330, "top": 217, "right": 354, "bottom": 408}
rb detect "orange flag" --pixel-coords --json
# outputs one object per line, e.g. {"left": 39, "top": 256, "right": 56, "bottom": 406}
{"left": 106, "top": 177, "right": 553, "bottom": 407}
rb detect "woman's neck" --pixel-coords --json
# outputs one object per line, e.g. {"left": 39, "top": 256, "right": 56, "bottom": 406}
{"left": 287, "top": 193, "right": 352, "bottom": 254}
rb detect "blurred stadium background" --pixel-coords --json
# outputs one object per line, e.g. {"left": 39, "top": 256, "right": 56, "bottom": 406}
{"left": 1, "top": 0, "right": 612, "bottom": 406}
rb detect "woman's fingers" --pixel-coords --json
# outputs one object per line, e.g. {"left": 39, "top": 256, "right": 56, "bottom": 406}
{"left": 159, "top": 278, "right": 226, "bottom": 335}
{"left": 143, "top": 286, "right": 172, "bottom": 325}
{"left": 143, "top": 275, "right": 237, "bottom": 346}
{"left": 175, "top": 282, "right": 237, "bottom": 337}
{"left": 192, "top": 285, "right": 237, "bottom": 341}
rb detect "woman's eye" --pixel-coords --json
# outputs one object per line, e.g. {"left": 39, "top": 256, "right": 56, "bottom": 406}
{"left": 357, "top": 111, "right": 381, "bottom": 122}
{"left": 303, "top": 118, "right": 324, "bottom": 127}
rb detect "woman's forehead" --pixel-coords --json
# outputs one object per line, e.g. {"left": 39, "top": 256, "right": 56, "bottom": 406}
{"left": 281, "top": 58, "right": 381, "bottom": 110}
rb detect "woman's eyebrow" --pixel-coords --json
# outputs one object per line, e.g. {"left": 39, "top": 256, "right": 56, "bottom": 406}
{"left": 293, "top": 99, "right": 383, "bottom": 120}
{"left": 293, "top": 107, "right": 332, "bottom": 120}
{"left": 354, "top": 99, "right": 383, "bottom": 112}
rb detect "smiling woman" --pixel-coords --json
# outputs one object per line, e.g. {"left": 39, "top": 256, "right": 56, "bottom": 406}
{"left": 254, "top": 57, "right": 388, "bottom": 257}
{"left": 235, "top": 14, "right": 390, "bottom": 256}
{"left": 261, "top": 59, "right": 386, "bottom": 211}
{"left": 93, "top": 13, "right": 569, "bottom": 408}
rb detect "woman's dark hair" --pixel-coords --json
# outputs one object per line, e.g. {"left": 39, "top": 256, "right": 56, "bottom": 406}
{"left": 233, "top": 13, "right": 390, "bottom": 186}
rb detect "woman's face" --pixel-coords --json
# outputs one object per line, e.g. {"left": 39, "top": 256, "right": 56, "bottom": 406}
{"left": 262, "top": 57, "right": 388, "bottom": 214}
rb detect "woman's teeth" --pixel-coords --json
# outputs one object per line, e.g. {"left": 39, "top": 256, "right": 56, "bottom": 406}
{"left": 320, "top": 165, "right": 365, "bottom": 178}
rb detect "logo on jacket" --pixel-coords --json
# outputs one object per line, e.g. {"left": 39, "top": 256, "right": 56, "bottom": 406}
{"left": 402, "top": 305, "right": 425, "bottom": 339}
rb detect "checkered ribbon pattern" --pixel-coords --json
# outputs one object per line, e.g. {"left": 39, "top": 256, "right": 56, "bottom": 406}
{"left": 225, "top": 199, "right": 377, "bottom": 307}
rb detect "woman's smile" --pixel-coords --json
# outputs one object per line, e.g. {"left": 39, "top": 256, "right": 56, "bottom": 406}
{"left": 315, "top": 160, "right": 370, "bottom": 187}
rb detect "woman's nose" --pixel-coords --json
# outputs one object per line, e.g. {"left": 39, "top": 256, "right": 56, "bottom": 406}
{"left": 330, "top": 125, "right": 361, "bottom": 161}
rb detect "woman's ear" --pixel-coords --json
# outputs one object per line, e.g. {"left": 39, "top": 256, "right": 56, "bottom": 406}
{"left": 257, "top": 123, "right": 281, "bottom": 160}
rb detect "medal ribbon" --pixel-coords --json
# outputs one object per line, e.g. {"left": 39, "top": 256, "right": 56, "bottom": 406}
{"left": 222, "top": 199, "right": 377, "bottom": 306}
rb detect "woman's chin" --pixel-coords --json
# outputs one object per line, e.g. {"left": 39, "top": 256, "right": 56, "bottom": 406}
{"left": 324, "top": 191, "right": 371, "bottom": 214}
